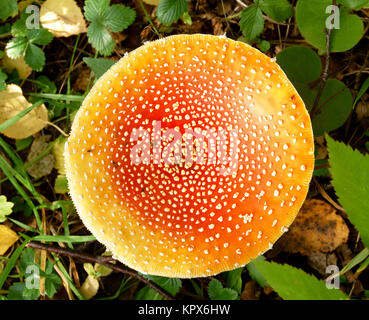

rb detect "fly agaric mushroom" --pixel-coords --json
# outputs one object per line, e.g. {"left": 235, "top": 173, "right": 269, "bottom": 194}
{"left": 65, "top": 34, "right": 314, "bottom": 278}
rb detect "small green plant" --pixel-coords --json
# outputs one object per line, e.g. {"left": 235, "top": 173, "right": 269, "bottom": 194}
{"left": 5, "top": 10, "right": 53, "bottom": 71}
{"left": 84, "top": 0, "right": 136, "bottom": 56}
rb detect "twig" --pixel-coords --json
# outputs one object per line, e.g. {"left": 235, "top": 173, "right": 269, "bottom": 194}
{"left": 138, "top": 0, "right": 160, "bottom": 37}
{"left": 310, "top": 0, "right": 336, "bottom": 118}
{"left": 26, "top": 242, "right": 175, "bottom": 300}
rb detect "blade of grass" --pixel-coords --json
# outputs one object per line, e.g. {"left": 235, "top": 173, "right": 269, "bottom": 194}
{"left": 32, "top": 235, "right": 96, "bottom": 243}
{"left": 0, "top": 238, "right": 30, "bottom": 290}
{"left": 8, "top": 218, "right": 39, "bottom": 233}
{"left": 0, "top": 154, "right": 42, "bottom": 230}
{"left": 340, "top": 247, "right": 369, "bottom": 276}
{"left": 28, "top": 93, "right": 85, "bottom": 102}
{"left": 0, "top": 100, "right": 45, "bottom": 133}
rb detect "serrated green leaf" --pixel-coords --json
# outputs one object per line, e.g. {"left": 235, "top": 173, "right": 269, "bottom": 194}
{"left": 43, "top": 260, "right": 61, "bottom": 298}
{"left": 251, "top": 259, "right": 348, "bottom": 300}
{"left": 208, "top": 279, "right": 238, "bottom": 300}
{"left": 337, "top": 0, "right": 369, "bottom": 10}
{"left": 277, "top": 46, "right": 322, "bottom": 83}
{"left": 326, "top": 136, "right": 369, "bottom": 248}
{"left": 223, "top": 267, "right": 243, "bottom": 294}
{"left": 142, "top": 274, "right": 182, "bottom": 297}
{"left": 296, "top": 0, "right": 364, "bottom": 52}
{"left": 0, "top": 195, "right": 14, "bottom": 223}
{"left": 5, "top": 37, "right": 27, "bottom": 59}
{"left": 246, "top": 256, "right": 269, "bottom": 287}
{"left": 19, "top": 248, "right": 36, "bottom": 276}
{"left": 25, "top": 43, "right": 46, "bottom": 71}
{"left": 102, "top": 4, "right": 136, "bottom": 32}
{"left": 239, "top": 5, "right": 264, "bottom": 41}
{"left": 135, "top": 286, "right": 164, "bottom": 300}
{"left": 11, "top": 10, "right": 29, "bottom": 37}
{"left": 7, "top": 282, "right": 39, "bottom": 300}
{"left": 157, "top": 0, "right": 188, "bottom": 25}
{"left": 84, "top": 0, "right": 110, "bottom": 22}
{"left": 87, "top": 21, "right": 115, "bottom": 56}
{"left": 83, "top": 57, "right": 116, "bottom": 79}
{"left": 312, "top": 79, "right": 352, "bottom": 137}
{"left": 0, "top": 0, "right": 18, "bottom": 21}
{"left": 259, "top": 0, "right": 294, "bottom": 22}
{"left": 27, "top": 29, "right": 53, "bottom": 46}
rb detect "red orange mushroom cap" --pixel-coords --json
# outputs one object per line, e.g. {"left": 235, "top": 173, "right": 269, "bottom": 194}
{"left": 64, "top": 34, "right": 314, "bottom": 278}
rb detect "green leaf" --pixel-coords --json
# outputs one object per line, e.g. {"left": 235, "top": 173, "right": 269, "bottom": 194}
{"left": 0, "top": 69, "right": 7, "bottom": 92}
{"left": 157, "top": 0, "right": 189, "bottom": 25}
{"left": 0, "top": 0, "right": 18, "bottom": 21}
{"left": 15, "top": 137, "right": 33, "bottom": 152}
{"left": 246, "top": 256, "right": 269, "bottom": 287}
{"left": 258, "top": 39, "right": 270, "bottom": 52}
{"left": 135, "top": 286, "right": 164, "bottom": 300}
{"left": 7, "top": 282, "right": 39, "bottom": 300}
{"left": 5, "top": 37, "right": 27, "bottom": 59}
{"left": 25, "top": 43, "right": 46, "bottom": 71}
{"left": 277, "top": 46, "right": 322, "bottom": 83}
{"left": 223, "top": 267, "right": 243, "bottom": 294}
{"left": 340, "top": 248, "right": 369, "bottom": 275}
{"left": 240, "top": 5, "right": 264, "bottom": 41}
{"left": 142, "top": 275, "right": 182, "bottom": 297}
{"left": 102, "top": 4, "right": 136, "bottom": 32}
{"left": 84, "top": 0, "right": 110, "bottom": 22}
{"left": 208, "top": 279, "right": 238, "bottom": 300}
{"left": 83, "top": 57, "right": 116, "bottom": 79}
{"left": 294, "top": 82, "right": 314, "bottom": 109}
{"left": 337, "top": 0, "right": 369, "bottom": 10}
{"left": 251, "top": 259, "right": 348, "bottom": 300}
{"left": 11, "top": 10, "right": 30, "bottom": 37}
{"left": 54, "top": 174, "right": 69, "bottom": 194}
{"left": 27, "top": 29, "right": 53, "bottom": 46}
{"left": 42, "top": 260, "right": 62, "bottom": 298}
{"left": 326, "top": 135, "right": 369, "bottom": 248}
{"left": 87, "top": 21, "right": 115, "bottom": 56}
{"left": 36, "top": 75, "right": 57, "bottom": 94}
{"left": 296, "top": 0, "right": 364, "bottom": 52}
{"left": 0, "top": 195, "right": 14, "bottom": 223}
{"left": 259, "top": 0, "right": 294, "bottom": 22}
{"left": 19, "top": 248, "right": 36, "bottom": 276}
{"left": 312, "top": 79, "right": 352, "bottom": 137}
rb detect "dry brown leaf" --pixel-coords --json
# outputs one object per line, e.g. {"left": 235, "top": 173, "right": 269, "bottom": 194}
{"left": 279, "top": 199, "right": 349, "bottom": 256}
{"left": 40, "top": 0, "right": 87, "bottom": 37}
{"left": 1, "top": 55, "right": 32, "bottom": 80}
{"left": 0, "top": 84, "right": 48, "bottom": 139}
{"left": 142, "top": 0, "right": 161, "bottom": 5}
{"left": 26, "top": 135, "right": 55, "bottom": 179}
{"left": 18, "top": 0, "right": 34, "bottom": 11}
{"left": 0, "top": 224, "right": 19, "bottom": 255}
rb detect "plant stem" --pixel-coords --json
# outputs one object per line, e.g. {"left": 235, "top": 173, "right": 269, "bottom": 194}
{"left": 138, "top": 0, "right": 160, "bottom": 37}
{"left": 26, "top": 242, "right": 175, "bottom": 300}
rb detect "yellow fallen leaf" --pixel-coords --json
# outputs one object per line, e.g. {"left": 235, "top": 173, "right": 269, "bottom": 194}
{"left": 143, "top": 0, "right": 161, "bottom": 5}
{"left": 1, "top": 55, "right": 32, "bottom": 80}
{"left": 0, "top": 84, "right": 48, "bottom": 139}
{"left": 0, "top": 225, "right": 19, "bottom": 255}
{"left": 52, "top": 137, "right": 66, "bottom": 175}
{"left": 79, "top": 275, "right": 99, "bottom": 300}
{"left": 40, "top": 0, "right": 87, "bottom": 37}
